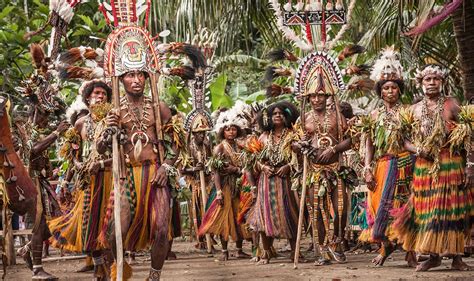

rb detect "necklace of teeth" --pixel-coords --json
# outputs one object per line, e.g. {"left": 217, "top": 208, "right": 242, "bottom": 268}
{"left": 121, "top": 96, "right": 152, "bottom": 135}
{"left": 421, "top": 96, "right": 445, "bottom": 138}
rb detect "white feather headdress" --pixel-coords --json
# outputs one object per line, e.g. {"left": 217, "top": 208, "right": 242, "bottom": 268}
{"left": 370, "top": 46, "right": 403, "bottom": 82}
{"left": 66, "top": 95, "right": 88, "bottom": 124}
{"left": 214, "top": 101, "right": 249, "bottom": 134}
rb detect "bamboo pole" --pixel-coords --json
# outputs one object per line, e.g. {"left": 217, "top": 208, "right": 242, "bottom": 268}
{"left": 197, "top": 150, "right": 212, "bottom": 254}
{"left": 294, "top": 97, "right": 307, "bottom": 269}
{"left": 111, "top": 76, "right": 124, "bottom": 281}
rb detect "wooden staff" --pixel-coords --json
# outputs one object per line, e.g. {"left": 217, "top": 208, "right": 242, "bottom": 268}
{"left": 294, "top": 95, "right": 308, "bottom": 269}
{"left": 149, "top": 73, "right": 165, "bottom": 164}
{"left": 111, "top": 76, "right": 124, "bottom": 281}
{"left": 197, "top": 150, "right": 213, "bottom": 254}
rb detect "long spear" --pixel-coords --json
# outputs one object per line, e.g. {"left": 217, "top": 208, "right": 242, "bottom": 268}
{"left": 197, "top": 149, "right": 213, "bottom": 253}
{"left": 294, "top": 94, "right": 308, "bottom": 269}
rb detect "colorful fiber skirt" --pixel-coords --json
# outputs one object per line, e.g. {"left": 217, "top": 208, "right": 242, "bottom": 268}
{"left": 124, "top": 162, "right": 171, "bottom": 251}
{"left": 49, "top": 169, "right": 112, "bottom": 252}
{"left": 248, "top": 173, "right": 298, "bottom": 239}
{"left": 392, "top": 149, "right": 472, "bottom": 255}
{"left": 359, "top": 152, "right": 413, "bottom": 243}
{"left": 198, "top": 177, "right": 241, "bottom": 242}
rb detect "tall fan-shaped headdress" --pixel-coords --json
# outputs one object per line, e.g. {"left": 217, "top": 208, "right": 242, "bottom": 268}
{"left": 294, "top": 51, "right": 345, "bottom": 96}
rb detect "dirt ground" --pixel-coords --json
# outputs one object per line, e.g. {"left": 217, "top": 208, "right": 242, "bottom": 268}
{"left": 6, "top": 238, "right": 474, "bottom": 280}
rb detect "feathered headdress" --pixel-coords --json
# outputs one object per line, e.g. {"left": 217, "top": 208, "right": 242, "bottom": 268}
{"left": 414, "top": 64, "right": 447, "bottom": 87}
{"left": 214, "top": 102, "right": 249, "bottom": 134}
{"left": 65, "top": 95, "right": 89, "bottom": 124}
{"left": 294, "top": 51, "right": 345, "bottom": 96}
{"left": 370, "top": 46, "right": 403, "bottom": 82}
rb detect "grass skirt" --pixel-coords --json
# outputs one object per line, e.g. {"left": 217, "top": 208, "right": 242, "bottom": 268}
{"left": 392, "top": 150, "right": 472, "bottom": 255}
{"left": 248, "top": 173, "right": 298, "bottom": 239}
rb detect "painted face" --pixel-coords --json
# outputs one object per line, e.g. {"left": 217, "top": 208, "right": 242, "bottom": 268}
{"left": 421, "top": 74, "right": 443, "bottom": 98}
{"left": 380, "top": 81, "right": 400, "bottom": 105}
{"left": 310, "top": 93, "right": 328, "bottom": 111}
{"left": 272, "top": 107, "right": 286, "bottom": 127}
{"left": 122, "top": 71, "right": 146, "bottom": 96}
{"left": 88, "top": 86, "right": 108, "bottom": 105}
{"left": 223, "top": 126, "right": 238, "bottom": 140}
{"left": 193, "top": 131, "right": 205, "bottom": 145}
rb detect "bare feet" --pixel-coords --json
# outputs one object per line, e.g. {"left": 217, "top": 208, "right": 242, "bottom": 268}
{"left": 217, "top": 251, "right": 229, "bottom": 261}
{"left": 257, "top": 258, "right": 270, "bottom": 265}
{"left": 405, "top": 251, "right": 418, "bottom": 268}
{"left": 166, "top": 251, "right": 177, "bottom": 260}
{"left": 75, "top": 264, "right": 94, "bottom": 273}
{"left": 451, "top": 255, "right": 471, "bottom": 271}
{"left": 415, "top": 255, "right": 441, "bottom": 272}
{"left": 235, "top": 250, "right": 251, "bottom": 259}
{"left": 17, "top": 245, "right": 33, "bottom": 271}
{"left": 32, "top": 268, "right": 58, "bottom": 280}
{"left": 371, "top": 254, "right": 387, "bottom": 267}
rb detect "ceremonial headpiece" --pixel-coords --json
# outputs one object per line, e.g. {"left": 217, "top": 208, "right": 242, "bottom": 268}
{"left": 370, "top": 46, "right": 403, "bottom": 82}
{"left": 65, "top": 95, "right": 88, "bottom": 124}
{"left": 414, "top": 64, "right": 447, "bottom": 87}
{"left": 370, "top": 46, "right": 404, "bottom": 96}
{"left": 214, "top": 103, "right": 248, "bottom": 137}
{"left": 294, "top": 51, "right": 345, "bottom": 96}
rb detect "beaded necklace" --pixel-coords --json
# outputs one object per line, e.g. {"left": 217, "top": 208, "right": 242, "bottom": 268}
{"left": 311, "top": 109, "right": 333, "bottom": 148}
{"left": 267, "top": 128, "right": 288, "bottom": 166}
{"left": 421, "top": 96, "right": 445, "bottom": 138}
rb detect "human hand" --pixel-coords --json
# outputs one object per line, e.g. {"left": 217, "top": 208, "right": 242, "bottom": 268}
{"left": 275, "top": 165, "right": 290, "bottom": 177}
{"left": 151, "top": 165, "right": 168, "bottom": 187}
{"left": 105, "top": 109, "right": 120, "bottom": 127}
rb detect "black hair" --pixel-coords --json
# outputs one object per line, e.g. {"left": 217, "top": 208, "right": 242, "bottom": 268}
{"left": 82, "top": 81, "right": 112, "bottom": 106}
{"left": 339, "top": 101, "right": 354, "bottom": 119}
{"left": 257, "top": 101, "right": 299, "bottom": 132}
{"left": 217, "top": 125, "right": 244, "bottom": 140}
{"left": 374, "top": 79, "right": 404, "bottom": 97}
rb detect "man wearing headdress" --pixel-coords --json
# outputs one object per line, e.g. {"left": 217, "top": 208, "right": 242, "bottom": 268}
{"left": 358, "top": 47, "right": 416, "bottom": 267}
{"left": 180, "top": 114, "right": 213, "bottom": 250}
{"left": 48, "top": 79, "right": 113, "bottom": 280}
{"left": 393, "top": 64, "right": 474, "bottom": 271}
{"left": 99, "top": 70, "right": 180, "bottom": 280}
{"left": 293, "top": 66, "right": 354, "bottom": 265}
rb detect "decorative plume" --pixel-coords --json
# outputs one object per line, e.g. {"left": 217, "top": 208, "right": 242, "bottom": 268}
{"left": 163, "top": 66, "right": 196, "bottom": 80}
{"left": 58, "top": 66, "right": 104, "bottom": 80}
{"left": 157, "top": 43, "right": 207, "bottom": 69}
{"left": 30, "top": 44, "right": 48, "bottom": 74}
{"left": 266, "top": 84, "right": 293, "bottom": 98}
{"left": 266, "top": 49, "right": 299, "bottom": 62}
{"left": 66, "top": 95, "right": 89, "bottom": 124}
{"left": 337, "top": 44, "right": 365, "bottom": 61}
{"left": 347, "top": 77, "right": 375, "bottom": 92}
{"left": 263, "top": 66, "right": 293, "bottom": 85}
{"left": 59, "top": 47, "right": 104, "bottom": 65}
{"left": 405, "top": 0, "right": 463, "bottom": 37}
{"left": 343, "top": 64, "right": 370, "bottom": 76}
{"left": 370, "top": 46, "right": 403, "bottom": 82}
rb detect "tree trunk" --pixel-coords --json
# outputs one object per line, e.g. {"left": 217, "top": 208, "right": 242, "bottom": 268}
{"left": 453, "top": 0, "right": 474, "bottom": 103}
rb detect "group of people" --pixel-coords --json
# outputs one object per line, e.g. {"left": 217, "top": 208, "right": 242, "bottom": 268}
{"left": 0, "top": 41, "right": 473, "bottom": 281}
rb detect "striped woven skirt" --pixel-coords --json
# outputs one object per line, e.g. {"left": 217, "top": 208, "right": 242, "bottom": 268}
{"left": 198, "top": 176, "right": 241, "bottom": 242}
{"left": 360, "top": 152, "right": 413, "bottom": 243}
{"left": 248, "top": 173, "right": 298, "bottom": 239}
{"left": 392, "top": 149, "right": 472, "bottom": 255}
{"left": 49, "top": 169, "right": 112, "bottom": 252}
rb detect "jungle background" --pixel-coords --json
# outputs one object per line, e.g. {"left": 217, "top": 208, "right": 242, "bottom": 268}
{"left": 1, "top": 0, "right": 474, "bottom": 114}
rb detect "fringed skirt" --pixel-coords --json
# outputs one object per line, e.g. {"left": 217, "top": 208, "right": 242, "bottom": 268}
{"left": 248, "top": 173, "right": 298, "bottom": 239}
{"left": 198, "top": 177, "right": 241, "bottom": 242}
{"left": 99, "top": 162, "right": 170, "bottom": 251}
{"left": 392, "top": 150, "right": 472, "bottom": 255}
{"left": 360, "top": 152, "right": 413, "bottom": 243}
{"left": 49, "top": 170, "right": 112, "bottom": 252}
{"left": 124, "top": 162, "right": 171, "bottom": 251}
